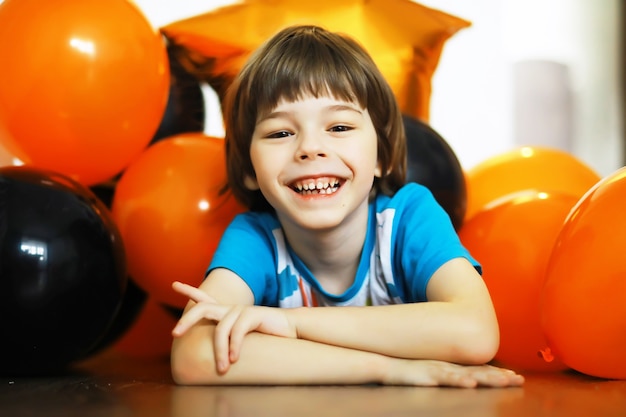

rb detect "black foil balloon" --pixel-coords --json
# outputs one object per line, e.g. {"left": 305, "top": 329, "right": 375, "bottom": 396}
{"left": 403, "top": 115, "right": 467, "bottom": 230}
{"left": 151, "top": 41, "right": 206, "bottom": 144}
{"left": 0, "top": 166, "right": 127, "bottom": 375}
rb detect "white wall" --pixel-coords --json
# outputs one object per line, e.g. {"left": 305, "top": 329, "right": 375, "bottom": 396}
{"left": 135, "top": 0, "right": 623, "bottom": 176}
{"left": 419, "top": 0, "right": 623, "bottom": 176}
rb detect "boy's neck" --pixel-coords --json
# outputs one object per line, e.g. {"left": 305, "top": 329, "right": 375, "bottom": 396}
{"left": 279, "top": 203, "right": 370, "bottom": 296}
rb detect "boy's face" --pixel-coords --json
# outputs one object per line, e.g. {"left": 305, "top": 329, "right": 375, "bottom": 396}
{"left": 245, "top": 94, "right": 381, "bottom": 232}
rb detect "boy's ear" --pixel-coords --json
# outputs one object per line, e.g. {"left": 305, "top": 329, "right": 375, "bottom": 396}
{"left": 244, "top": 175, "right": 260, "bottom": 190}
{"left": 374, "top": 161, "right": 383, "bottom": 178}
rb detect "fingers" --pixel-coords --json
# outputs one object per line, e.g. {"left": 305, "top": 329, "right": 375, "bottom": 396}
{"left": 433, "top": 372, "right": 478, "bottom": 388}
{"left": 170, "top": 281, "right": 259, "bottom": 376}
{"left": 171, "top": 301, "right": 227, "bottom": 337}
{"left": 227, "top": 310, "right": 257, "bottom": 364}
{"left": 171, "top": 281, "right": 217, "bottom": 303}
{"left": 171, "top": 281, "right": 221, "bottom": 337}
{"left": 437, "top": 364, "right": 525, "bottom": 388}
{"left": 472, "top": 366, "right": 525, "bottom": 388}
{"left": 170, "top": 298, "right": 250, "bottom": 376}
{"left": 390, "top": 360, "right": 525, "bottom": 388}
{"left": 213, "top": 306, "right": 244, "bottom": 374}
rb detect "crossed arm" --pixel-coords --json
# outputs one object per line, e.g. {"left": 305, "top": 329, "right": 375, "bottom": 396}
{"left": 170, "top": 258, "right": 524, "bottom": 387}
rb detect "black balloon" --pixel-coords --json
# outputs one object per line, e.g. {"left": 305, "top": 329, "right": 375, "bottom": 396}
{"left": 403, "top": 115, "right": 467, "bottom": 230}
{"left": 86, "top": 278, "right": 147, "bottom": 356}
{"left": 0, "top": 166, "right": 127, "bottom": 375}
{"left": 151, "top": 40, "right": 206, "bottom": 144}
{"left": 87, "top": 182, "right": 149, "bottom": 356}
{"left": 90, "top": 180, "right": 117, "bottom": 208}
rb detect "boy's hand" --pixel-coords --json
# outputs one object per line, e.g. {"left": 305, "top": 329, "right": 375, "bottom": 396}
{"left": 171, "top": 281, "right": 296, "bottom": 374}
{"left": 383, "top": 359, "right": 525, "bottom": 388}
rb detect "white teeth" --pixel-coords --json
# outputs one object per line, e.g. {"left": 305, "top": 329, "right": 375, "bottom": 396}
{"left": 292, "top": 178, "right": 340, "bottom": 194}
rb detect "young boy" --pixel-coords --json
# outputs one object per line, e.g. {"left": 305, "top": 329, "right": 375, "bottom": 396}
{"left": 170, "top": 25, "right": 524, "bottom": 388}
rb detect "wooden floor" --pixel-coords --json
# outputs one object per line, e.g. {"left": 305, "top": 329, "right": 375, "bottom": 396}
{"left": 1, "top": 352, "right": 625, "bottom": 417}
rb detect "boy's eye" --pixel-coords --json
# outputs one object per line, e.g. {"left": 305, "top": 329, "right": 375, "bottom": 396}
{"left": 266, "top": 130, "right": 292, "bottom": 139}
{"left": 329, "top": 125, "right": 352, "bottom": 133}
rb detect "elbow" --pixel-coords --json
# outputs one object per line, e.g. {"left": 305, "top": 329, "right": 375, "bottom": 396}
{"left": 170, "top": 339, "right": 219, "bottom": 385}
{"left": 171, "top": 356, "right": 208, "bottom": 385}
{"left": 451, "top": 321, "right": 500, "bottom": 366}
{"left": 459, "top": 337, "right": 499, "bottom": 366}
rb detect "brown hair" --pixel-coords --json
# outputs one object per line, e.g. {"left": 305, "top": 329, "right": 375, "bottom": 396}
{"left": 223, "top": 25, "right": 406, "bottom": 211}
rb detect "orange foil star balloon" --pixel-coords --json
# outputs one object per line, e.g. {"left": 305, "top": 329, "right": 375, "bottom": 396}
{"left": 160, "top": 0, "right": 470, "bottom": 121}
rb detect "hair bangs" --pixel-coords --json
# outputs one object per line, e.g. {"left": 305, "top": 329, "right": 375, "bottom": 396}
{"left": 250, "top": 29, "right": 370, "bottom": 118}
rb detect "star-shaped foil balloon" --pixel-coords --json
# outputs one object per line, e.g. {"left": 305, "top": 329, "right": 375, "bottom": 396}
{"left": 160, "top": 0, "right": 470, "bottom": 121}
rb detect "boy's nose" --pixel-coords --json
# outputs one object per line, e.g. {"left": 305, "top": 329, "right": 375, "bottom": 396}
{"left": 295, "top": 133, "right": 327, "bottom": 160}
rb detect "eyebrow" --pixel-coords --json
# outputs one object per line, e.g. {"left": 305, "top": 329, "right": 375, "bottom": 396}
{"left": 257, "top": 104, "right": 363, "bottom": 124}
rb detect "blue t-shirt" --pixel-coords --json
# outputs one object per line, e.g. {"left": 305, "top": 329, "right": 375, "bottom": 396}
{"left": 208, "top": 183, "right": 480, "bottom": 307}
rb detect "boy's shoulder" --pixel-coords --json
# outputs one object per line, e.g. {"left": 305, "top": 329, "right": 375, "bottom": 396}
{"left": 230, "top": 209, "right": 281, "bottom": 232}
{"left": 375, "top": 182, "right": 435, "bottom": 210}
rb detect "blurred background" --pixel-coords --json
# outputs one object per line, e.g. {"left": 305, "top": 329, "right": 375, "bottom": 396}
{"left": 0, "top": 0, "right": 623, "bottom": 376}
{"left": 133, "top": 0, "right": 624, "bottom": 177}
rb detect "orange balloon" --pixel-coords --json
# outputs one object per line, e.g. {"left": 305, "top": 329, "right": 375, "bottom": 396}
{"left": 111, "top": 134, "right": 246, "bottom": 308}
{"left": 0, "top": 0, "right": 169, "bottom": 185}
{"left": 465, "top": 147, "right": 600, "bottom": 221}
{"left": 458, "top": 190, "right": 578, "bottom": 372}
{"left": 542, "top": 167, "right": 626, "bottom": 380}
{"left": 0, "top": 140, "right": 20, "bottom": 167}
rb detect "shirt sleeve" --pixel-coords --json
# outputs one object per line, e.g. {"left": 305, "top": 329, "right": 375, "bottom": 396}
{"left": 392, "top": 184, "right": 481, "bottom": 302}
{"left": 207, "top": 212, "right": 279, "bottom": 305}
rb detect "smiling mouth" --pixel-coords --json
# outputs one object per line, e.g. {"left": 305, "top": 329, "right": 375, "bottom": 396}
{"left": 290, "top": 177, "right": 342, "bottom": 195}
